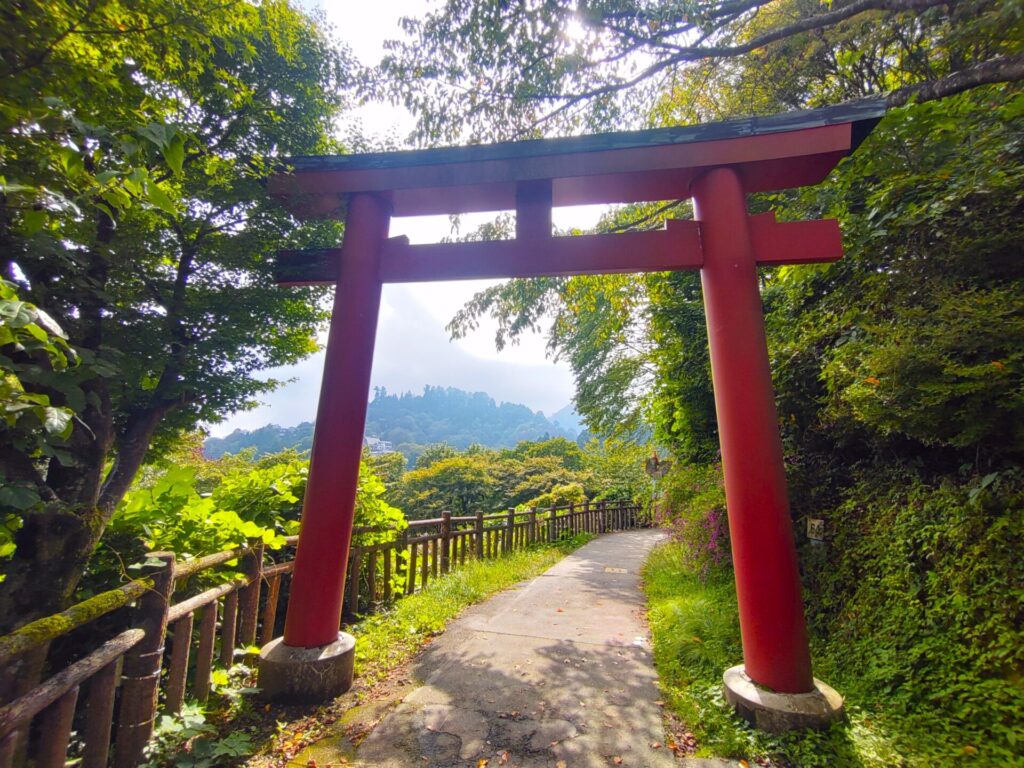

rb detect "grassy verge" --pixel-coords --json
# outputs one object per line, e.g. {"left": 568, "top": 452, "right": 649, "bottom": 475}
{"left": 642, "top": 541, "right": 907, "bottom": 768}
{"left": 144, "top": 534, "right": 594, "bottom": 768}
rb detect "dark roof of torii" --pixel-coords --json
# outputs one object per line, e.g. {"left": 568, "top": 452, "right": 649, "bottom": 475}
{"left": 270, "top": 99, "right": 886, "bottom": 218}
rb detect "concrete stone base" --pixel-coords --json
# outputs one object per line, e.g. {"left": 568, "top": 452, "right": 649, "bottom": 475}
{"left": 723, "top": 665, "right": 844, "bottom": 734}
{"left": 258, "top": 633, "right": 355, "bottom": 704}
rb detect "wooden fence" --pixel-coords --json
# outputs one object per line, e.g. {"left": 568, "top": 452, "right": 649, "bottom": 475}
{"left": 0, "top": 499, "right": 643, "bottom": 768}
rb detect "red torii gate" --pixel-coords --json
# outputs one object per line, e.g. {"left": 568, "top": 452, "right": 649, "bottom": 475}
{"left": 258, "top": 101, "right": 884, "bottom": 730}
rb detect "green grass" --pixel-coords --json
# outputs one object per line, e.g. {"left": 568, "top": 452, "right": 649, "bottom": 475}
{"left": 350, "top": 533, "right": 594, "bottom": 686}
{"left": 642, "top": 541, "right": 908, "bottom": 768}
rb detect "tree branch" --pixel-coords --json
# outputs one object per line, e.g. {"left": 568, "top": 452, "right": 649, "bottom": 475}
{"left": 605, "top": 200, "right": 688, "bottom": 233}
{"left": 886, "top": 53, "right": 1024, "bottom": 106}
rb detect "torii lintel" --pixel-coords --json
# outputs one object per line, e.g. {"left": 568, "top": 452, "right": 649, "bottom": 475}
{"left": 274, "top": 212, "right": 842, "bottom": 286}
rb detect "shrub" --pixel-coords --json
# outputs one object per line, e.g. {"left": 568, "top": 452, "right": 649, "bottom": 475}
{"left": 656, "top": 462, "right": 729, "bottom": 579}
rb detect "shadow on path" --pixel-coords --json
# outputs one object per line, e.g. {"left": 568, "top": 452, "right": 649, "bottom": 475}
{"left": 347, "top": 529, "right": 677, "bottom": 768}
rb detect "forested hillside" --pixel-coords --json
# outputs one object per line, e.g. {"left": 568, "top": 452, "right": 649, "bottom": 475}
{"left": 366, "top": 386, "right": 575, "bottom": 455}
{"left": 204, "top": 386, "right": 576, "bottom": 460}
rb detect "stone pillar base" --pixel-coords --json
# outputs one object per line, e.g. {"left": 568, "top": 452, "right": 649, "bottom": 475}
{"left": 258, "top": 633, "right": 355, "bottom": 704}
{"left": 723, "top": 665, "right": 844, "bottom": 734}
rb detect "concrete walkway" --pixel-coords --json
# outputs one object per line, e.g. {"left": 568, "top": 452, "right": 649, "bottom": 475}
{"left": 353, "top": 529, "right": 675, "bottom": 768}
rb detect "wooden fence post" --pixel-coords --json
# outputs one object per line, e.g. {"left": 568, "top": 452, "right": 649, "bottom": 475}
{"left": 547, "top": 507, "right": 556, "bottom": 542}
{"left": 440, "top": 511, "right": 452, "bottom": 574}
{"left": 529, "top": 507, "right": 538, "bottom": 545}
{"left": 165, "top": 614, "right": 192, "bottom": 715}
{"left": 383, "top": 541, "right": 393, "bottom": 602}
{"left": 505, "top": 509, "right": 515, "bottom": 554}
{"left": 238, "top": 543, "right": 264, "bottom": 650}
{"left": 81, "top": 661, "right": 119, "bottom": 768}
{"left": 219, "top": 590, "right": 238, "bottom": 668}
{"left": 367, "top": 547, "right": 378, "bottom": 605}
{"left": 584, "top": 499, "right": 591, "bottom": 533}
{"left": 36, "top": 685, "right": 79, "bottom": 768}
{"left": 400, "top": 529, "right": 413, "bottom": 595}
{"left": 346, "top": 547, "right": 362, "bottom": 620}
{"left": 114, "top": 552, "right": 174, "bottom": 768}
{"left": 474, "top": 511, "right": 484, "bottom": 558}
{"left": 193, "top": 603, "right": 217, "bottom": 703}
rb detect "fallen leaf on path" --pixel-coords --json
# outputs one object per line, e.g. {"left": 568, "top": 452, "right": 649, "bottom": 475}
{"left": 651, "top": 741, "right": 661, "bottom": 749}
{"left": 499, "top": 751, "right": 510, "bottom": 764}
{"left": 555, "top": 762, "right": 567, "bottom": 768}
{"left": 477, "top": 760, "right": 489, "bottom": 767}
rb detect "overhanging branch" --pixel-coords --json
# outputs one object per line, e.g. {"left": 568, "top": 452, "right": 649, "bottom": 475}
{"left": 887, "top": 54, "right": 1024, "bottom": 106}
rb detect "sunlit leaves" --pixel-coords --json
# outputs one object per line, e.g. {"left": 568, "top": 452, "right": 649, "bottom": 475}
{"left": 0, "top": 1, "right": 354, "bottom": 621}
{"left": 767, "top": 89, "right": 1024, "bottom": 460}
{"left": 378, "top": 0, "right": 1021, "bottom": 142}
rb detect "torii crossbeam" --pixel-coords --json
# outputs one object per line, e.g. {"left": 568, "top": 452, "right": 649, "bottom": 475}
{"left": 257, "top": 100, "right": 885, "bottom": 729}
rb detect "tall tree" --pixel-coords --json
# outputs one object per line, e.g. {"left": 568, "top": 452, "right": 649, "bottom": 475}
{"left": 0, "top": 0, "right": 351, "bottom": 632}
{"left": 379, "top": 0, "right": 1023, "bottom": 142}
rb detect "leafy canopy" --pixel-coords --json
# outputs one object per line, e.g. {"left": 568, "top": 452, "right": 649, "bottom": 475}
{"left": 0, "top": 0, "right": 353, "bottom": 629}
{"left": 378, "top": 0, "right": 1023, "bottom": 141}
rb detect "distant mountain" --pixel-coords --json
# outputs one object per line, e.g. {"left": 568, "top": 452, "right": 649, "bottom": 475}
{"left": 205, "top": 386, "right": 577, "bottom": 460}
{"left": 549, "top": 403, "right": 584, "bottom": 436}
{"left": 205, "top": 422, "right": 315, "bottom": 459}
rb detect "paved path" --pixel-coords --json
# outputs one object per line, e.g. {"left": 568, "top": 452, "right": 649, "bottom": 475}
{"left": 354, "top": 529, "right": 675, "bottom": 768}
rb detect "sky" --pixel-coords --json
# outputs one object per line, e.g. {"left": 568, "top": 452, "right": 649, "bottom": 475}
{"left": 209, "top": 2, "right": 610, "bottom": 436}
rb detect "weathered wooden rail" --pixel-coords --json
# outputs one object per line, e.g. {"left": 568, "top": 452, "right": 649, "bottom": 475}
{"left": 0, "top": 499, "right": 643, "bottom": 767}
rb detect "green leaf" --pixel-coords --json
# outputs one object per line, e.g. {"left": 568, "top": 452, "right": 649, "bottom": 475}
{"left": 22, "top": 323, "right": 49, "bottom": 343}
{"left": 57, "top": 147, "right": 84, "bottom": 178}
{"left": 163, "top": 135, "right": 186, "bottom": 175}
{"left": 144, "top": 181, "right": 176, "bottom": 214}
{"left": 21, "top": 209, "right": 47, "bottom": 235}
{"left": 0, "top": 485, "right": 41, "bottom": 510}
{"left": 41, "top": 406, "right": 72, "bottom": 438}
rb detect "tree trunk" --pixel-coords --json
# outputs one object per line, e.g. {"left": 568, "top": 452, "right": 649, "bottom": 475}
{"left": 0, "top": 504, "right": 100, "bottom": 707}
{"left": 0, "top": 505, "right": 101, "bottom": 636}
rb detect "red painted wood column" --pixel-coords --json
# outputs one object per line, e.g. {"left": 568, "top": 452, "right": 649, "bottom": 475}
{"left": 691, "top": 167, "right": 814, "bottom": 694}
{"left": 283, "top": 193, "right": 390, "bottom": 648}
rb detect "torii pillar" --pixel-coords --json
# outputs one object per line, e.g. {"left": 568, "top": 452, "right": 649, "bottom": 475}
{"left": 693, "top": 167, "right": 843, "bottom": 730}
{"left": 257, "top": 193, "right": 391, "bottom": 701}
{"left": 258, "top": 100, "right": 884, "bottom": 728}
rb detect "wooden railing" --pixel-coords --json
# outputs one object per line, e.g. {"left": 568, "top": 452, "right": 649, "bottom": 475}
{"left": 0, "top": 499, "right": 644, "bottom": 768}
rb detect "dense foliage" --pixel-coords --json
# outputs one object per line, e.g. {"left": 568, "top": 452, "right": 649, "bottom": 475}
{"left": 88, "top": 443, "right": 404, "bottom": 597}
{"left": 385, "top": 436, "right": 651, "bottom": 519}
{"left": 379, "top": 0, "right": 1023, "bottom": 141}
{"left": 0, "top": 0, "right": 350, "bottom": 631}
